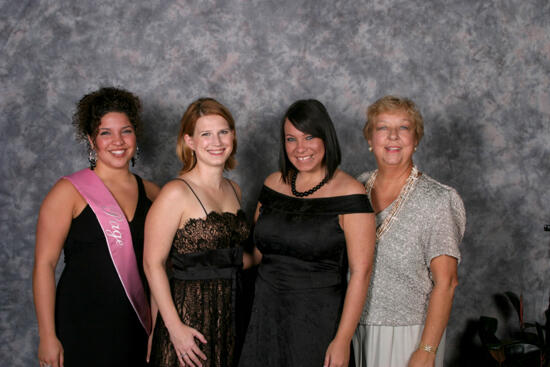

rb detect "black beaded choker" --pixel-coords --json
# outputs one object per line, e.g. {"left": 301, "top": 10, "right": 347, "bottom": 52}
{"left": 290, "top": 171, "right": 329, "bottom": 197}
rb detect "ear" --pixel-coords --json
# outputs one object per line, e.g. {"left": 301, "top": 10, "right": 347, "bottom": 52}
{"left": 183, "top": 134, "right": 195, "bottom": 150}
{"left": 367, "top": 139, "right": 372, "bottom": 148}
{"left": 87, "top": 135, "right": 95, "bottom": 150}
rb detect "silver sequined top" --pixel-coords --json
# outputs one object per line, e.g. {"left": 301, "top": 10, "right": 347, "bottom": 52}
{"left": 357, "top": 170, "right": 466, "bottom": 326}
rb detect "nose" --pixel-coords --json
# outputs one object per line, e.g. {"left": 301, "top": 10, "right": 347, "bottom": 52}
{"left": 113, "top": 133, "right": 124, "bottom": 145}
{"left": 296, "top": 139, "right": 307, "bottom": 152}
{"left": 212, "top": 133, "right": 222, "bottom": 145}
{"left": 388, "top": 127, "right": 399, "bottom": 140}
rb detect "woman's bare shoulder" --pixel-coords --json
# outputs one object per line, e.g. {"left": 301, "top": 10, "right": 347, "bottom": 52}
{"left": 47, "top": 177, "right": 83, "bottom": 203}
{"left": 39, "top": 177, "right": 85, "bottom": 218}
{"left": 263, "top": 171, "right": 285, "bottom": 190}
{"left": 155, "top": 178, "right": 197, "bottom": 204}
{"left": 330, "top": 170, "right": 367, "bottom": 196}
{"left": 226, "top": 178, "right": 242, "bottom": 200}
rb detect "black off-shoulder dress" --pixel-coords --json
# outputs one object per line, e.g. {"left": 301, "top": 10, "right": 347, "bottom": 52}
{"left": 238, "top": 186, "right": 373, "bottom": 367}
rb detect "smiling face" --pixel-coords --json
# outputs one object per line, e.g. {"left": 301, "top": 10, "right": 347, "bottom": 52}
{"left": 88, "top": 112, "right": 136, "bottom": 170}
{"left": 284, "top": 119, "right": 326, "bottom": 174}
{"left": 368, "top": 111, "right": 417, "bottom": 169}
{"left": 184, "top": 114, "right": 234, "bottom": 169}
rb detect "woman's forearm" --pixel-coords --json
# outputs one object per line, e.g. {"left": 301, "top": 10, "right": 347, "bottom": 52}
{"left": 33, "top": 262, "right": 58, "bottom": 339}
{"left": 144, "top": 261, "right": 183, "bottom": 333}
{"left": 334, "top": 268, "right": 370, "bottom": 343}
{"left": 419, "top": 278, "right": 457, "bottom": 349}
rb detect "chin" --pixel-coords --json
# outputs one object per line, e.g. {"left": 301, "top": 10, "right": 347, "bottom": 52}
{"left": 295, "top": 164, "right": 320, "bottom": 173}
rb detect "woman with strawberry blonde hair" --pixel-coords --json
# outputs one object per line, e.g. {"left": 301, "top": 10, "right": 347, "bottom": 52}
{"left": 145, "top": 98, "right": 250, "bottom": 367}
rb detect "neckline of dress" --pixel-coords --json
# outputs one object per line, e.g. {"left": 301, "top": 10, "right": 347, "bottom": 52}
{"left": 176, "top": 209, "right": 245, "bottom": 232}
{"left": 80, "top": 203, "right": 138, "bottom": 224}
{"left": 365, "top": 166, "right": 421, "bottom": 241}
{"left": 263, "top": 185, "right": 366, "bottom": 201}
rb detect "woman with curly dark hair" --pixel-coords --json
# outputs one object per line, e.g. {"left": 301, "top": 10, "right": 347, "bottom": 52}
{"left": 32, "top": 87, "right": 159, "bottom": 367}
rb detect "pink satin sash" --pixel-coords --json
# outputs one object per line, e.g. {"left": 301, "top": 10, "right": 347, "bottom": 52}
{"left": 64, "top": 168, "right": 151, "bottom": 335}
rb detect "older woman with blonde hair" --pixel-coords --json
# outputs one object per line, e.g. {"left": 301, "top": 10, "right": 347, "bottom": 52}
{"left": 352, "top": 96, "right": 466, "bottom": 367}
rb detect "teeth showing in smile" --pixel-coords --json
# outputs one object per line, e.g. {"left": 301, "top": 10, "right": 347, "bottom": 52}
{"left": 208, "top": 149, "right": 225, "bottom": 155}
{"left": 297, "top": 155, "right": 313, "bottom": 161}
{"left": 386, "top": 147, "right": 401, "bottom": 151}
{"left": 110, "top": 150, "right": 125, "bottom": 155}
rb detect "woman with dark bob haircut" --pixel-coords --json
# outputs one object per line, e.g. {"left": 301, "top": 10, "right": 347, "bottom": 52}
{"left": 33, "top": 87, "right": 159, "bottom": 367}
{"left": 239, "top": 99, "right": 376, "bottom": 367}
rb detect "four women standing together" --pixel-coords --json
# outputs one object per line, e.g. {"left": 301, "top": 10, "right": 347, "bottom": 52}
{"left": 33, "top": 89, "right": 465, "bottom": 367}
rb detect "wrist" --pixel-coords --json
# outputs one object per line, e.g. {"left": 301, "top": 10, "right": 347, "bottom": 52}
{"left": 418, "top": 342, "right": 437, "bottom": 354}
{"left": 38, "top": 328, "right": 57, "bottom": 340}
{"left": 332, "top": 332, "right": 352, "bottom": 345}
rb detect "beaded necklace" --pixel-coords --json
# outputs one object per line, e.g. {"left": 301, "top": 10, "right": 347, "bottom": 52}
{"left": 290, "top": 171, "right": 329, "bottom": 197}
{"left": 365, "top": 165, "right": 420, "bottom": 241}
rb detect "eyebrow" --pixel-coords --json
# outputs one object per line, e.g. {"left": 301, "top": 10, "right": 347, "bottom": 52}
{"left": 285, "top": 131, "right": 308, "bottom": 136}
{"left": 98, "top": 125, "right": 133, "bottom": 130}
{"left": 199, "top": 127, "right": 231, "bottom": 132}
{"left": 375, "top": 119, "right": 412, "bottom": 123}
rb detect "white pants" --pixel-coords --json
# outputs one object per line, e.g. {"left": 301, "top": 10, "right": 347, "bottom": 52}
{"left": 352, "top": 324, "right": 446, "bottom": 367}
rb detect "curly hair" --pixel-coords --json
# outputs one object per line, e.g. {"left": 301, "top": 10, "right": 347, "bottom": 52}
{"left": 73, "top": 87, "right": 143, "bottom": 143}
{"left": 176, "top": 97, "right": 237, "bottom": 174}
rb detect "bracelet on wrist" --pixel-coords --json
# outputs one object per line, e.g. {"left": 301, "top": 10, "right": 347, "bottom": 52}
{"left": 418, "top": 343, "right": 437, "bottom": 354}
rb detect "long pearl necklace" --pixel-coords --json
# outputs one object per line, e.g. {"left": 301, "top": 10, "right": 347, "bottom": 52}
{"left": 365, "top": 165, "right": 419, "bottom": 241}
{"left": 290, "top": 171, "right": 329, "bottom": 197}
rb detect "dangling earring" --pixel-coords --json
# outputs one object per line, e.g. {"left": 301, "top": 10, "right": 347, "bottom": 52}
{"left": 368, "top": 146, "right": 373, "bottom": 152}
{"left": 132, "top": 146, "right": 140, "bottom": 167}
{"left": 88, "top": 147, "right": 97, "bottom": 170}
{"left": 414, "top": 146, "right": 417, "bottom": 152}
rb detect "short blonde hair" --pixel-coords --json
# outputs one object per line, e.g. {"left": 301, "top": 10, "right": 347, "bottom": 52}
{"left": 176, "top": 98, "right": 237, "bottom": 174}
{"left": 363, "top": 95, "right": 424, "bottom": 143}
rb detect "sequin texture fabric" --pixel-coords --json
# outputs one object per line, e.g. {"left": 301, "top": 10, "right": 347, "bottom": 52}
{"left": 356, "top": 171, "right": 466, "bottom": 326}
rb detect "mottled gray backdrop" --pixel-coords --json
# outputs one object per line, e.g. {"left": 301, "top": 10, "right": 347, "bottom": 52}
{"left": 1, "top": 0, "right": 549, "bottom": 366}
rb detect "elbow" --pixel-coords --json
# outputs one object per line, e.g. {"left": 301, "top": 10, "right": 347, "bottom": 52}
{"left": 142, "top": 259, "right": 152, "bottom": 281}
{"left": 349, "top": 263, "right": 372, "bottom": 284}
{"left": 142, "top": 255, "right": 159, "bottom": 281}
{"left": 436, "top": 275, "right": 458, "bottom": 296}
{"left": 450, "top": 276, "right": 459, "bottom": 293}
{"left": 447, "top": 271, "right": 459, "bottom": 292}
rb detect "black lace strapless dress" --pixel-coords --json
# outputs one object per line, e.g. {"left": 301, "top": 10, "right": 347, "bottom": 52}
{"left": 238, "top": 186, "right": 373, "bottom": 367}
{"left": 149, "top": 209, "right": 250, "bottom": 367}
